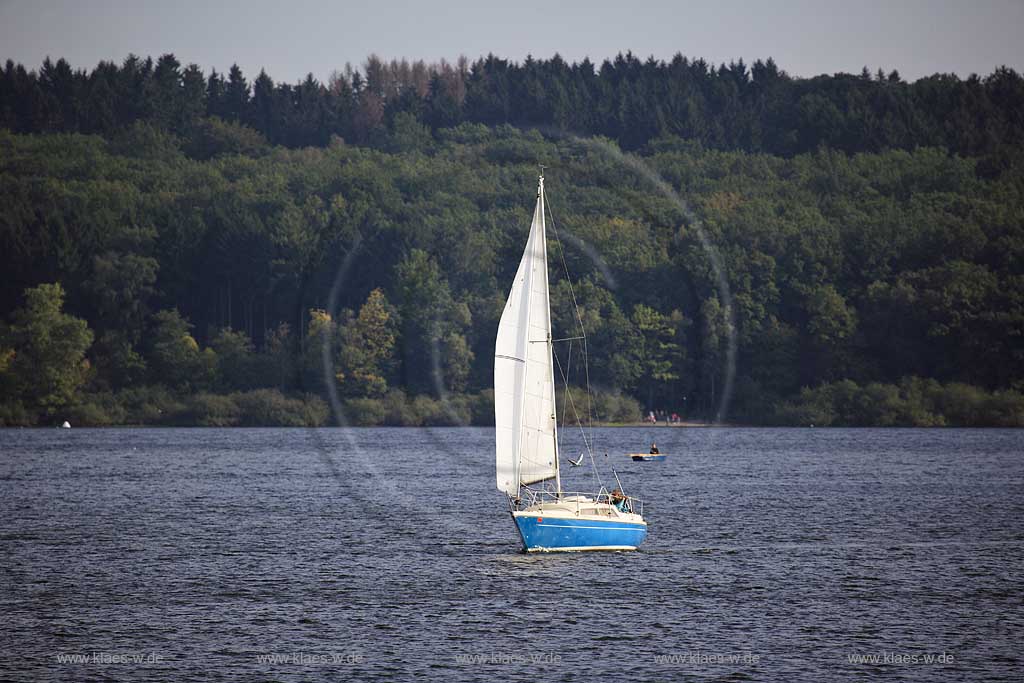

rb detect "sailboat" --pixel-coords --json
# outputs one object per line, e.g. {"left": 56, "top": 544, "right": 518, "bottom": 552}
{"left": 494, "top": 172, "right": 648, "bottom": 552}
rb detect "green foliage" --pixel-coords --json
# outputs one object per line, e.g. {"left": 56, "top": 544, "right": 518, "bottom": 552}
{"left": 8, "top": 53, "right": 1024, "bottom": 159}
{"left": 381, "top": 389, "right": 422, "bottom": 426}
{"left": 556, "top": 386, "right": 643, "bottom": 425}
{"left": 775, "top": 378, "right": 1023, "bottom": 427}
{"left": 116, "top": 385, "right": 187, "bottom": 424}
{"left": 299, "top": 309, "right": 337, "bottom": 394}
{"left": 262, "top": 323, "right": 295, "bottom": 391}
{"left": 176, "top": 389, "right": 326, "bottom": 427}
{"left": 210, "top": 327, "right": 258, "bottom": 391}
{"left": 67, "top": 391, "right": 128, "bottom": 426}
{"left": 343, "top": 397, "right": 386, "bottom": 426}
{"left": 0, "top": 399, "right": 35, "bottom": 427}
{"left": 629, "top": 304, "right": 687, "bottom": 406}
{"left": 1, "top": 282, "right": 94, "bottom": 415}
{"left": 471, "top": 389, "right": 495, "bottom": 426}
{"left": 91, "top": 331, "right": 147, "bottom": 390}
{"left": 336, "top": 289, "right": 397, "bottom": 397}
{"left": 86, "top": 250, "right": 158, "bottom": 343}
{"left": 385, "top": 112, "right": 433, "bottom": 153}
{"left": 182, "top": 117, "right": 269, "bottom": 159}
{"left": 184, "top": 392, "right": 241, "bottom": 426}
{"left": 109, "top": 121, "right": 183, "bottom": 162}
{"left": 440, "top": 332, "right": 474, "bottom": 393}
{"left": 232, "top": 389, "right": 327, "bottom": 427}
{"left": 148, "top": 309, "right": 213, "bottom": 392}
{"left": 698, "top": 296, "right": 732, "bottom": 411}
{"left": 341, "top": 389, "right": 488, "bottom": 426}
{"left": 54, "top": 384, "right": 326, "bottom": 427}
{"left": 1, "top": 77, "right": 1023, "bottom": 427}
{"left": 394, "top": 249, "right": 473, "bottom": 395}
{"left": 804, "top": 284, "right": 856, "bottom": 346}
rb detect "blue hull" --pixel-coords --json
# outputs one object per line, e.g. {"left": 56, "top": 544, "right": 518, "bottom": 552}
{"left": 513, "top": 514, "right": 647, "bottom": 552}
{"left": 632, "top": 454, "right": 666, "bottom": 461}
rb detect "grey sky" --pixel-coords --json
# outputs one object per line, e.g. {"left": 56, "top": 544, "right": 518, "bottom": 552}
{"left": 1, "top": 0, "right": 1022, "bottom": 84}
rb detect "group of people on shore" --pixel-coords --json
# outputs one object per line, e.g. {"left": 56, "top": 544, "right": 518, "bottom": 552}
{"left": 645, "top": 410, "right": 682, "bottom": 424}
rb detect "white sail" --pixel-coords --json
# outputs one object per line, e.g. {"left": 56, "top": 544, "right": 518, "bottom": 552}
{"left": 495, "top": 177, "right": 559, "bottom": 496}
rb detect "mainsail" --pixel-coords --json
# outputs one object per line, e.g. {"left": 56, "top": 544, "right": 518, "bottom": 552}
{"left": 495, "top": 177, "right": 559, "bottom": 496}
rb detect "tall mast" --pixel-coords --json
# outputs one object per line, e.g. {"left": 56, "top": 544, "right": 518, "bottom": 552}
{"left": 539, "top": 171, "right": 561, "bottom": 495}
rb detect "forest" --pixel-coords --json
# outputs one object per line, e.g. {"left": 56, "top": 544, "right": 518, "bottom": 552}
{"left": 1, "top": 52, "right": 1022, "bottom": 427}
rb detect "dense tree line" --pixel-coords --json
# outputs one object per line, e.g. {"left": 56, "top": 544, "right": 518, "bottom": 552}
{"left": 1, "top": 115, "right": 1022, "bottom": 426}
{"left": 3, "top": 53, "right": 1024, "bottom": 161}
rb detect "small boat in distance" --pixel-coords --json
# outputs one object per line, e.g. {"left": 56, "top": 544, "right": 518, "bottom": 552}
{"left": 631, "top": 442, "right": 665, "bottom": 461}
{"left": 630, "top": 453, "right": 666, "bottom": 462}
{"left": 494, "top": 172, "right": 648, "bottom": 552}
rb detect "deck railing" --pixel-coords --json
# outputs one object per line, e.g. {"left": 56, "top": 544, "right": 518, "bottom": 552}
{"left": 511, "top": 486, "right": 645, "bottom": 516}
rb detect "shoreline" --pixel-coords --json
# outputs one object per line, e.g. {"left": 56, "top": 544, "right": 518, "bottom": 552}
{"left": 4, "top": 422, "right": 726, "bottom": 429}
{"left": 593, "top": 421, "right": 726, "bottom": 428}
{"left": 5, "top": 422, "right": 1020, "bottom": 430}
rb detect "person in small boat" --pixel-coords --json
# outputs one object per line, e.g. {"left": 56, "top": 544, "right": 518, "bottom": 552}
{"left": 610, "top": 489, "right": 631, "bottom": 513}
{"left": 649, "top": 442, "right": 660, "bottom": 454}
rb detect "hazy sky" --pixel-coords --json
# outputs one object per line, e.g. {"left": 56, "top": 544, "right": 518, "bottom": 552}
{"left": 2, "top": 0, "right": 1022, "bottom": 84}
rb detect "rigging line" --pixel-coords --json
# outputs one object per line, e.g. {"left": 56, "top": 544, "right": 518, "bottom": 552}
{"left": 561, "top": 339, "right": 572, "bottom": 431}
{"left": 582, "top": 334, "right": 595, "bottom": 448}
{"left": 544, "top": 187, "right": 598, "bottom": 455}
{"left": 544, "top": 184, "right": 601, "bottom": 485}
{"left": 553, "top": 336, "right": 604, "bottom": 491}
{"left": 552, "top": 342, "right": 582, "bottom": 444}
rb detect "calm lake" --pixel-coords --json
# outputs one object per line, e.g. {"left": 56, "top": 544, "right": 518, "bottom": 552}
{"left": 1, "top": 427, "right": 1022, "bottom": 681}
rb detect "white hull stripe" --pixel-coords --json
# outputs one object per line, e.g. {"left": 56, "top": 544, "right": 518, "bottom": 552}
{"left": 536, "top": 523, "right": 644, "bottom": 531}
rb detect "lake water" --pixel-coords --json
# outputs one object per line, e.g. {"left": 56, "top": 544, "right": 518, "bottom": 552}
{"left": 1, "top": 427, "right": 1022, "bottom": 681}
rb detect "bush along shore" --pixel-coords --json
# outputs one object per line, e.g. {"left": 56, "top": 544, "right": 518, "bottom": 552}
{"left": 5, "top": 379, "right": 1022, "bottom": 428}
{"left": 2, "top": 385, "right": 645, "bottom": 428}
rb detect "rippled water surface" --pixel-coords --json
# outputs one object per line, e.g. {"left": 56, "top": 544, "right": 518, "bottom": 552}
{"left": 2, "top": 427, "right": 1022, "bottom": 681}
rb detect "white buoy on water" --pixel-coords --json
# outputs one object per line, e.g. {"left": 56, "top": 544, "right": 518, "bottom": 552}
{"left": 61, "top": 421, "right": 71, "bottom": 429}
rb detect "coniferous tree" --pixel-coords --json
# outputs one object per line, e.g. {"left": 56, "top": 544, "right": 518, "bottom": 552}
{"left": 180, "top": 63, "right": 206, "bottom": 129}
{"left": 250, "top": 70, "right": 278, "bottom": 142}
{"left": 224, "top": 63, "right": 249, "bottom": 123}
{"left": 205, "top": 68, "right": 227, "bottom": 118}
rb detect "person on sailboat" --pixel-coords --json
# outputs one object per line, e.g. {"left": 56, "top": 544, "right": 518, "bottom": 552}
{"left": 611, "top": 489, "right": 631, "bottom": 513}
{"left": 649, "top": 443, "right": 660, "bottom": 454}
